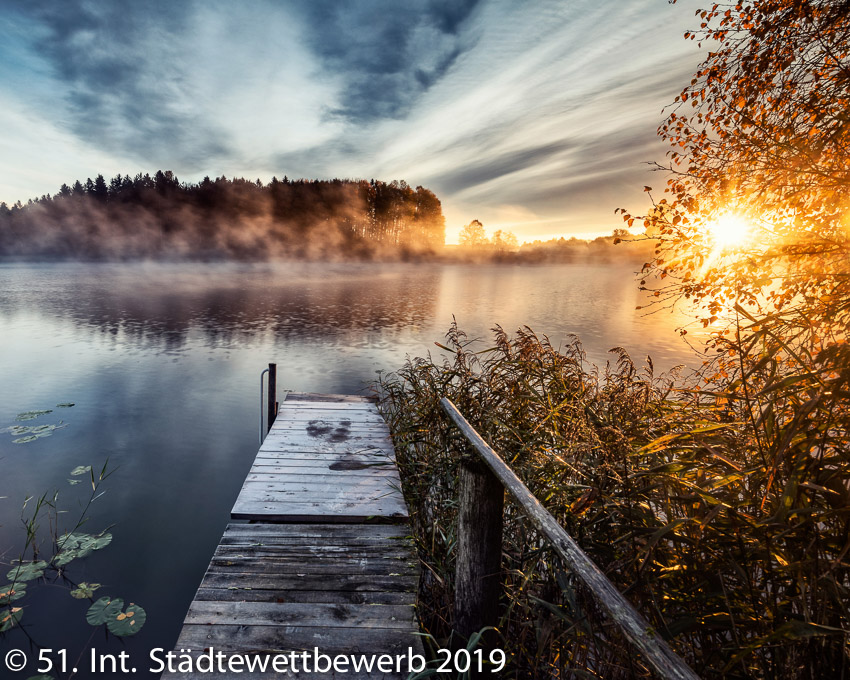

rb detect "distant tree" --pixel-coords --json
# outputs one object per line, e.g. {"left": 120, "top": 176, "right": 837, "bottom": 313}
{"left": 491, "top": 229, "right": 519, "bottom": 252}
{"left": 458, "top": 219, "right": 488, "bottom": 247}
{"left": 58, "top": 183, "right": 72, "bottom": 197}
{"left": 93, "top": 174, "right": 109, "bottom": 202}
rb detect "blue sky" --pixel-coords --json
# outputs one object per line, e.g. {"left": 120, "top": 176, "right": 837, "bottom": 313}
{"left": 0, "top": 0, "right": 704, "bottom": 242}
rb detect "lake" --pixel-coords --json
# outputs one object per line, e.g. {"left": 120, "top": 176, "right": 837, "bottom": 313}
{"left": 0, "top": 261, "right": 701, "bottom": 678}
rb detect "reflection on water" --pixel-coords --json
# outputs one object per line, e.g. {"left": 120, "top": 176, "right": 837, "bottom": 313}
{"left": 0, "top": 262, "right": 700, "bottom": 678}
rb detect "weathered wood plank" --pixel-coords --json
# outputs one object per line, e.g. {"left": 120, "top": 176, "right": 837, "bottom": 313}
{"left": 247, "top": 459, "right": 399, "bottom": 482}
{"left": 176, "top": 623, "right": 420, "bottom": 652}
{"left": 285, "top": 392, "right": 377, "bottom": 403}
{"left": 194, "top": 587, "right": 413, "bottom": 605}
{"left": 184, "top": 601, "right": 417, "bottom": 629}
{"left": 231, "top": 504, "right": 408, "bottom": 524}
{"left": 199, "top": 571, "right": 419, "bottom": 592}
{"left": 220, "top": 523, "right": 412, "bottom": 539}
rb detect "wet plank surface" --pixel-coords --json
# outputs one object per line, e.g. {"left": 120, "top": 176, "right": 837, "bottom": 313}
{"left": 164, "top": 394, "right": 422, "bottom": 679}
{"left": 231, "top": 395, "right": 408, "bottom": 523}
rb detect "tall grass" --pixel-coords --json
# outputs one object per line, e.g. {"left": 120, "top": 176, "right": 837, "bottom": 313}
{"left": 377, "top": 323, "right": 849, "bottom": 678}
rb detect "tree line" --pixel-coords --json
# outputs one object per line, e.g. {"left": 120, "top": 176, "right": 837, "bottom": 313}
{"left": 0, "top": 171, "right": 445, "bottom": 260}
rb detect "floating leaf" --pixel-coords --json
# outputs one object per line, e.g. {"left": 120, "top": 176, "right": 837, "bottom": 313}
{"left": 6, "top": 560, "right": 48, "bottom": 582}
{"left": 70, "top": 582, "right": 101, "bottom": 599}
{"left": 54, "top": 549, "right": 78, "bottom": 567}
{"left": 0, "top": 584, "right": 26, "bottom": 605}
{"left": 70, "top": 465, "right": 92, "bottom": 476}
{"left": 12, "top": 435, "right": 39, "bottom": 444}
{"left": 67, "top": 479, "right": 82, "bottom": 486}
{"left": 0, "top": 607, "right": 23, "bottom": 632}
{"left": 57, "top": 532, "right": 112, "bottom": 559}
{"left": 15, "top": 410, "right": 52, "bottom": 421}
{"left": 3, "top": 425, "right": 34, "bottom": 435}
{"left": 86, "top": 597, "right": 123, "bottom": 625}
{"left": 56, "top": 403, "right": 75, "bottom": 408}
{"left": 106, "top": 602, "right": 146, "bottom": 637}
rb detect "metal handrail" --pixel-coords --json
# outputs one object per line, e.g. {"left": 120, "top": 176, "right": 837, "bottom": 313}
{"left": 259, "top": 367, "right": 270, "bottom": 444}
{"left": 441, "top": 397, "right": 700, "bottom": 680}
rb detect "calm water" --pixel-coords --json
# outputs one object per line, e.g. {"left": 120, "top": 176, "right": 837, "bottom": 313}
{"left": 0, "top": 262, "right": 699, "bottom": 678}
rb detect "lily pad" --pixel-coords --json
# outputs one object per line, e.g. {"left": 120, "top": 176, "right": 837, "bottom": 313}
{"left": 3, "top": 425, "right": 34, "bottom": 435}
{"left": 57, "top": 532, "right": 112, "bottom": 559}
{"left": 56, "top": 403, "right": 75, "bottom": 408}
{"left": 6, "top": 560, "right": 48, "bottom": 582}
{"left": 0, "top": 607, "right": 22, "bottom": 632}
{"left": 106, "top": 602, "right": 146, "bottom": 637}
{"left": 54, "top": 549, "right": 78, "bottom": 567}
{"left": 0, "top": 584, "right": 26, "bottom": 605}
{"left": 86, "top": 597, "right": 123, "bottom": 625}
{"left": 70, "top": 465, "right": 92, "bottom": 476}
{"left": 15, "top": 410, "right": 52, "bottom": 421}
{"left": 70, "top": 582, "right": 101, "bottom": 599}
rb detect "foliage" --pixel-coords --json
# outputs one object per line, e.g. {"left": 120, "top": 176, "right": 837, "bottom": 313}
{"left": 0, "top": 458, "right": 147, "bottom": 671}
{"left": 379, "top": 324, "right": 849, "bottom": 678}
{"left": 458, "top": 220, "right": 489, "bottom": 247}
{"left": 0, "top": 173, "right": 446, "bottom": 260}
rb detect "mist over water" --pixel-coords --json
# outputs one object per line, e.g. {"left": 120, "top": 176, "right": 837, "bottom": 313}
{"left": 0, "top": 261, "right": 700, "bottom": 677}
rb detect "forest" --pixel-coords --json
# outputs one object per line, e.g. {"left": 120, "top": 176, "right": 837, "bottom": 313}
{"left": 0, "top": 172, "right": 445, "bottom": 260}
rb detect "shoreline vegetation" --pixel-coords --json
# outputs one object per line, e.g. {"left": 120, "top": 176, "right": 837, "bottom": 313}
{"left": 0, "top": 172, "right": 654, "bottom": 263}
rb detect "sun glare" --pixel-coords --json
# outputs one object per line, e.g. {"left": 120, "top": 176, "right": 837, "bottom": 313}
{"left": 705, "top": 213, "right": 751, "bottom": 250}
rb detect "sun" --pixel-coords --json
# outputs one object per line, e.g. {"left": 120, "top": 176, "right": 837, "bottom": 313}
{"left": 704, "top": 213, "right": 751, "bottom": 251}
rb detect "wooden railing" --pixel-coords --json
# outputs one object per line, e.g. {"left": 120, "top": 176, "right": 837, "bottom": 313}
{"left": 441, "top": 398, "right": 700, "bottom": 680}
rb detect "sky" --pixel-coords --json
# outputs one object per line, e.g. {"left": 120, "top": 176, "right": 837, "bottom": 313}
{"left": 0, "top": 0, "right": 706, "bottom": 243}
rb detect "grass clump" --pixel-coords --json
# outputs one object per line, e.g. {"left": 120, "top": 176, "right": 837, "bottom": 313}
{"left": 378, "top": 322, "right": 849, "bottom": 679}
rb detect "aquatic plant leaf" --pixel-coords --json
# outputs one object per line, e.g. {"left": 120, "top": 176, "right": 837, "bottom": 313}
{"left": 0, "top": 584, "right": 26, "bottom": 605}
{"left": 54, "top": 549, "right": 79, "bottom": 567}
{"left": 56, "top": 403, "right": 75, "bottom": 408}
{"left": 74, "top": 533, "right": 112, "bottom": 558}
{"left": 15, "top": 410, "right": 52, "bottom": 421}
{"left": 67, "top": 479, "right": 82, "bottom": 485}
{"left": 3, "top": 425, "right": 34, "bottom": 435}
{"left": 86, "top": 597, "right": 123, "bottom": 625}
{"left": 70, "top": 582, "right": 101, "bottom": 599}
{"left": 106, "top": 602, "right": 146, "bottom": 637}
{"left": 12, "top": 435, "right": 39, "bottom": 444}
{"left": 0, "top": 607, "right": 22, "bottom": 632}
{"left": 6, "top": 561, "right": 47, "bottom": 582}
{"left": 70, "top": 465, "right": 92, "bottom": 476}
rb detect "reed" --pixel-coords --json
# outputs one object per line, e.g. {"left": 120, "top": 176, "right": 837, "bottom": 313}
{"left": 378, "top": 322, "right": 849, "bottom": 678}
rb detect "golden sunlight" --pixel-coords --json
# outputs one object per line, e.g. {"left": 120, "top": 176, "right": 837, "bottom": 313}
{"left": 704, "top": 213, "right": 751, "bottom": 251}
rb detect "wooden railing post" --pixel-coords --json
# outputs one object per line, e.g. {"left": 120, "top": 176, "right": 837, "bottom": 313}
{"left": 455, "top": 454, "right": 504, "bottom": 641}
{"left": 267, "top": 363, "right": 277, "bottom": 433}
{"left": 441, "top": 397, "right": 700, "bottom": 680}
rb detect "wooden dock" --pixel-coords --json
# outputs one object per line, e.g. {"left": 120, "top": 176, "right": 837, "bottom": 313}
{"left": 164, "top": 393, "right": 423, "bottom": 679}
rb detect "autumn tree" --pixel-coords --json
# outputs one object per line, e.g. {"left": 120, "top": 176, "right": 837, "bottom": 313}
{"left": 491, "top": 229, "right": 519, "bottom": 252}
{"left": 623, "top": 2, "right": 850, "bottom": 675}
{"left": 458, "top": 219, "right": 488, "bottom": 247}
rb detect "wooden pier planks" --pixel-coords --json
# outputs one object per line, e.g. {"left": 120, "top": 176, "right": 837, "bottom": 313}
{"left": 164, "top": 393, "right": 423, "bottom": 679}
{"left": 231, "top": 394, "right": 408, "bottom": 523}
